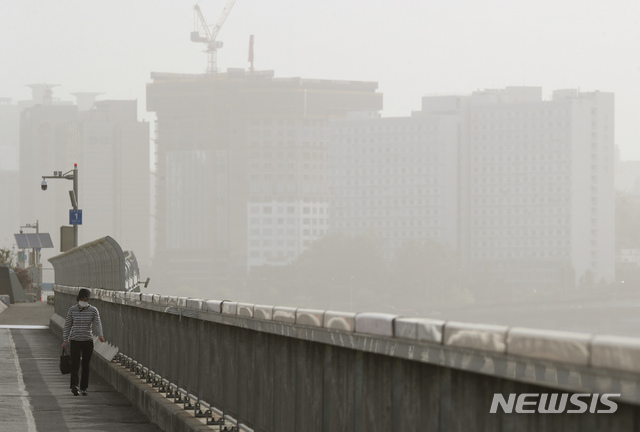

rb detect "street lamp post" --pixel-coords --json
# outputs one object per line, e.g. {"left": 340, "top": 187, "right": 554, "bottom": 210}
{"left": 41, "top": 163, "right": 79, "bottom": 248}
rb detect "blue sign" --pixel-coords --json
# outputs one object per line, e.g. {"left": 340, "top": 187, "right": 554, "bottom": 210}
{"left": 69, "top": 209, "right": 83, "bottom": 225}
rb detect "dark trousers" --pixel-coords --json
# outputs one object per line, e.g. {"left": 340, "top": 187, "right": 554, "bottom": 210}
{"left": 70, "top": 340, "right": 94, "bottom": 390}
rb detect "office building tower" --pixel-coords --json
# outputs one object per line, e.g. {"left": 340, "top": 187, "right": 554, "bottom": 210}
{"left": 147, "top": 69, "right": 382, "bottom": 288}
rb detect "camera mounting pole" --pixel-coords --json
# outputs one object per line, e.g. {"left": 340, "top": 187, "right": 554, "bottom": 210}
{"left": 41, "top": 163, "right": 79, "bottom": 248}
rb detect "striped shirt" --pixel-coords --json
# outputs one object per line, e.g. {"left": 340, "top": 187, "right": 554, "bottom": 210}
{"left": 62, "top": 304, "right": 104, "bottom": 342}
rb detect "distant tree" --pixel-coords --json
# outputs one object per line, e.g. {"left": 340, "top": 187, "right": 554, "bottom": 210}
{"left": 13, "top": 266, "right": 33, "bottom": 291}
{"left": 577, "top": 269, "right": 595, "bottom": 291}
{"left": 596, "top": 277, "right": 609, "bottom": 291}
{"left": 246, "top": 263, "right": 293, "bottom": 304}
{"left": 247, "top": 233, "right": 389, "bottom": 310}
{"left": 0, "top": 247, "right": 14, "bottom": 266}
{"left": 555, "top": 261, "right": 576, "bottom": 292}
{"left": 296, "top": 233, "right": 386, "bottom": 282}
{"left": 617, "top": 261, "right": 640, "bottom": 287}
{"left": 465, "top": 261, "right": 510, "bottom": 303}
{"left": 391, "top": 239, "right": 471, "bottom": 309}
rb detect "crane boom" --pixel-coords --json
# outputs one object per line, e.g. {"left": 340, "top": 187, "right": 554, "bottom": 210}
{"left": 211, "top": 0, "right": 237, "bottom": 41}
{"left": 192, "top": 5, "right": 212, "bottom": 41}
{"left": 191, "top": 0, "right": 238, "bottom": 74}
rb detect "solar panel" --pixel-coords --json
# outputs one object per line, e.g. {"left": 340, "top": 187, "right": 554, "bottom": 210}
{"left": 39, "top": 233, "right": 53, "bottom": 248}
{"left": 26, "top": 233, "right": 41, "bottom": 248}
{"left": 13, "top": 233, "right": 54, "bottom": 249}
{"left": 14, "top": 234, "right": 29, "bottom": 249}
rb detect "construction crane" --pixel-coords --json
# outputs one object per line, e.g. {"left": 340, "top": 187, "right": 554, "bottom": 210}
{"left": 191, "top": 0, "right": 238, "bottom": 74}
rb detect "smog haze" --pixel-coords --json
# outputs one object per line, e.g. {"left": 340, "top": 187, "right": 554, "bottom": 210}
{"left": 1, "top": 0, "right": 639, "bottom": 336}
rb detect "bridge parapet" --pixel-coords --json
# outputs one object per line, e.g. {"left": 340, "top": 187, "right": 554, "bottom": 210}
{"left": 50, "top": 282, "right": 640, "bottom": 431}
{"left": 51, "top": 284, "right": 640, "bottom": 376}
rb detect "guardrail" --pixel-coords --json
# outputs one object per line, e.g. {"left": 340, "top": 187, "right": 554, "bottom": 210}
{"left": 51, "top": 284, "right": 640, "bottom": 432}
{"left": 48, "top": 236, "right": 139, "bottom": 292}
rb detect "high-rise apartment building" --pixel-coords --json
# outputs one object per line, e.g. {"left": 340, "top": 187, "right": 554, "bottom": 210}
{"left": 19, "top": 102, "right": 78, "bottom": 263}
{"left": 60, "top": 100, "right": 151, "bottom": 269}
{"left": 0, "top": 98, "right": 20, "bottom": 172}
{"left": 19, "top": 95, "right": 150, "bottom": 271}
{"left": 328, "top": 114, "right": 459, "bottom": 259}
{"left": 460, "top": 87, "right": 614, "bottom": 288}
{"left": 146, "top": 69, "right": 382, "bottom": 288}
{"left": 0, "top": 98, "right": 22, "bottom": 248}
{"left": 2, "top": 86, "right": 73, "bottom": 255}
{"left": 0, "top": 170, "right": 19, "bottom": 248}
{"left": 331, "top": 87, "right": 614, "bottom": 290}
{"left": 615, "top": 159, "right": 640, "bottom": 195}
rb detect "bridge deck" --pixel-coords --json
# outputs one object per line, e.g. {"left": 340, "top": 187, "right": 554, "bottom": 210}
{"left": 0, "top": 302, "right": 162, "bottom": 432}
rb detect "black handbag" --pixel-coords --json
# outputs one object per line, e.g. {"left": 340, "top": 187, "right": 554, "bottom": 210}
{"left": 59, "top": 348, "right": 72, "bottom": 375}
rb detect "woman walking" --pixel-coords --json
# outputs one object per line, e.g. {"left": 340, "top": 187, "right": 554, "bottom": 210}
{"left": 61, "top": 288, "right": 105, "bottom": 396}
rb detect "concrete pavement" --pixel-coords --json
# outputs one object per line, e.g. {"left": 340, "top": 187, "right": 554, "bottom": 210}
{"left": 0, "top": 302, "right": 162, "bottom": 432}
{"left": 0, "top": 301, "right": 53, "bottom": 326}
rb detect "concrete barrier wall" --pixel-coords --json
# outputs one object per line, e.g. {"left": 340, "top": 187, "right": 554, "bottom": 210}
{"left": 53, "top": 285, "right": 640, "bottom": 432}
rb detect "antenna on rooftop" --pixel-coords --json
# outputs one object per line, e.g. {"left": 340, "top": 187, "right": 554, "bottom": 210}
{"left": 248, "top": 34, "right": 255, "bottom": 73}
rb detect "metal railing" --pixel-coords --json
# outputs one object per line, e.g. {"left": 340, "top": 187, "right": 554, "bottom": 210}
{"left": 123, "top": 250, "right": 140, "bottom": 292}
{"left": 48, "top": 236, "right": 139, "bottom": 292}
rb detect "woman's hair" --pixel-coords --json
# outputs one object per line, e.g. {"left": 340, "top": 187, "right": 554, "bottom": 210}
{"left": 76, "top": 288, "right": 91, "bottom": 302}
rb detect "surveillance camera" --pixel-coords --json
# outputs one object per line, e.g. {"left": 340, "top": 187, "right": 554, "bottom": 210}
{"left": 41, "top": 179, "right": 47, "bottom": 191}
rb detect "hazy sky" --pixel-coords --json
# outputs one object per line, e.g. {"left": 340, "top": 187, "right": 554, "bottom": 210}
{"left": 2, "top": 0, "right": 640, "bottom": 158}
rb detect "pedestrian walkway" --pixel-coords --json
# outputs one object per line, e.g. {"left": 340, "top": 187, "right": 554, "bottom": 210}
{"left": 0, "top": 301, "right": 52, "bottom": 327}
{"left": 0, "top": 302, "right": 162, "bottom": 432}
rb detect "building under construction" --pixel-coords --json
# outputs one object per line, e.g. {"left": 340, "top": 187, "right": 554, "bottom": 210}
{"left": 147, "top": 69, "right": 382, "bottom": 291}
